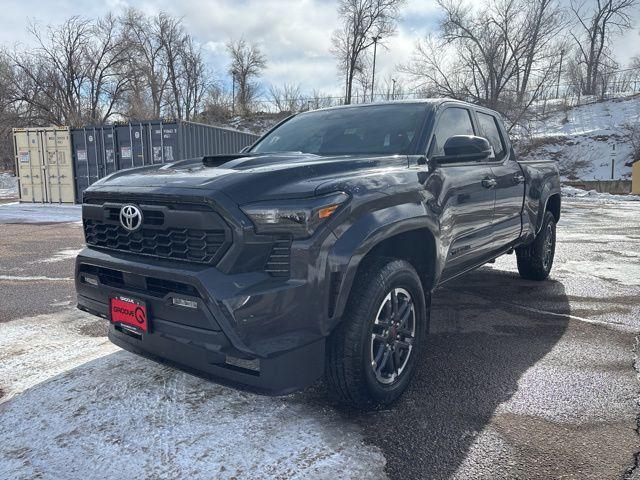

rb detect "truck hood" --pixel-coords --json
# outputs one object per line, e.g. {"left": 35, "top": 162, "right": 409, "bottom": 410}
{"left": 87, "top": 153, "right": 408, "bottom": 204}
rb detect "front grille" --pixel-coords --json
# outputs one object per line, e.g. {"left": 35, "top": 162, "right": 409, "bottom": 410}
{"left": 265, "top": 237, "right": 292, "bottom": 277}
{"left": 84, "top": 220, "right": 226, "bottom": 264}
{"left": 82, "top": 199, "right": 231, "bottom": 265}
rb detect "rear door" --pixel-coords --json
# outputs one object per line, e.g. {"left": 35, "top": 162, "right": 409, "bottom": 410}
{"left": 14, "top": 129, "right": 46, "bottom": 203}
{"left": 42, "top": 127, "right": 75, "bottom": 204}
{"left": 427, "top": 106, "right": 497, "bottom": 280}
{"left": 475, "top": 111, "right": 525, "bottom": 248}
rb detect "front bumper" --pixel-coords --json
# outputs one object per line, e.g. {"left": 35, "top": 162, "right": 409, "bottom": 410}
{"left": 76, "top": 247, "right": 326, "bottom": 395}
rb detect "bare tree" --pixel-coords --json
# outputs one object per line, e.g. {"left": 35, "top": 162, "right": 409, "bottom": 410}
{"left": 122, "top": 9, "right": 169, "bottom": 118}
{"left": 331, "top": 0, "right": 406, "bottom": 105}
{"left": 355, "top": 55, "right": 373, "bottom": 101}
{"left": 377, "top": 75, "right": 405, "bottom": 100}
{"left": 227, "top": 38, "right": 267, "bottom": 116}
{"left": 402, "top": 0, "right": 565, "bottom": 129}
{"left": 159, "top": 13, "right": 187, "bottom": 119}
{"left": 0, "top": 51, "right": 22, "bottom": 171}
{"left": 308, "top": 89, "right": 335, "bottom": 110}
{"left": 9, "top": 15, "right": 132, "bottom": 126}
{"left": 200, "top": 83, "right": 233, "bottom": 123}
{"left": 11, "top": 17, "right": 92, "bottom": 126}
{"left": 85, "top": 14, "right": 130, "bottom": 123}
{"left": 514, "top": 0, "right": 566, "bottom": 103}
{"left": 120, "top": 9, "right": 210, "bottom": 121}
{"left": 569, "top": 0, "right": 638, "bottom": 96}
{"left": 179, "top": 37, "right": 209, "bottom": 120}
{"left": 268, "top": 83, "right": 303, "bottom": 113}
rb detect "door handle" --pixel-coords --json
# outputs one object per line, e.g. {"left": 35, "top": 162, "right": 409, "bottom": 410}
{"left": 513, "top": 174, "right": 525, "bottom": 184}
{"left": 482, "top": 178, "right": 497, "bottom": 189}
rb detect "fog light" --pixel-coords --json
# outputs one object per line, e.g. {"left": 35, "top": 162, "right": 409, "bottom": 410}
{"left": 82, "top": 275, "right": 98, "bottom": 286}
{"left": 172, "top": 297, "right": 198, "bottom": 309}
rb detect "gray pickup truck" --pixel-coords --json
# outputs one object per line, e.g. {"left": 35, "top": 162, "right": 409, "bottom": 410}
{"left": 76, "top": 99, "right": 561, "bottom": 409}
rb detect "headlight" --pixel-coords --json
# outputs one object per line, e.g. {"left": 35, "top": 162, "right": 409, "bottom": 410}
{"left": 240, "top": 192, "right": 349, "bottom": 239}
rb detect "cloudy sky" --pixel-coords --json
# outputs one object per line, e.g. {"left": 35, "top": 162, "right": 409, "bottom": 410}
{"left": 1, "top": 0, "right": 638, "bottom": 97}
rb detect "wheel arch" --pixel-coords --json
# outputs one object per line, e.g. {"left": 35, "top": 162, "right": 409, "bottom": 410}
{"left": 327, "top": 209, "right": 441, "bottom": 324}
{"left": 545, "top": 193, "right": 561, "bottom": 223}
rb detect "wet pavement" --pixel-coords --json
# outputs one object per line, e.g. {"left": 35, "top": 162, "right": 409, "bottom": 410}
{"left": 0, "top": 198, "right": 638, "bottom": 479}
{"left": 0, "top": 222, "right": 82, "bottom": 321}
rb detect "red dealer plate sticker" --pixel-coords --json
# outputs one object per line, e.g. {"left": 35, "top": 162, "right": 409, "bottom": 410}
{"left": 110, "top": 296, "right": 148, "bottom": 333}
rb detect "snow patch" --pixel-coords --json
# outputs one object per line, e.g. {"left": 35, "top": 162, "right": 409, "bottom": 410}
{"left": 0, "top": 275, "right": 72, "bottom": 282}
{"left": 38, "top": 248, "right": 83, "bottom": 264}
{"left": 561, "top": 185, "right": 640, "bottom": 202}
{"left": 0, "top": 202, "right": 81, "bottom": 223}
{"left": 0, "top": 173, "right": 18, "bottom": 199}
{"left": 0, "top": 310, "right": 387, "bottom": 479}
{"left": 0, "top": 311, "right": 116, "bottom": 400}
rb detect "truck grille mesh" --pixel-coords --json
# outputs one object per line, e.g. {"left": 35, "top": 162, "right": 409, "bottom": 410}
{"left": 82, "top": 198, "right": 231, "bottom": 265}
{"left": 84, "top": 220, "right": 227, "bottom": 264}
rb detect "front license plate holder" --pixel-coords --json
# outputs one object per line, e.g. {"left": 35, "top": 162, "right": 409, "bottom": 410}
{"left": 110, "top": 296, "right": 149, "bottom": 334}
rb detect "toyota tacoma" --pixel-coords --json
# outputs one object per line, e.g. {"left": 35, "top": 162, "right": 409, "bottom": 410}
{"left": 76, "top": 99, "right": 561, "bottom": 409}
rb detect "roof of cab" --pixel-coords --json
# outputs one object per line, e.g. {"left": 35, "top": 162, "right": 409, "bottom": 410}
{"left": 304, "top": 97, "right": 493, "bottom": 114}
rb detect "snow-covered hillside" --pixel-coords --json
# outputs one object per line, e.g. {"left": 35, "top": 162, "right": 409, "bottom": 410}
{"left": 517, "top": 95, "right": 640, "bottom": 181}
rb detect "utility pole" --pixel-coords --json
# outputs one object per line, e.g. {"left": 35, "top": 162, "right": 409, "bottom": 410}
{"left": 371, "top": 35, "right": 381, "bottom": 103}
{"left": 391, "top": 78, "right": 397, "bottom": 100}
{"left": 231, "top": 70, "right": 238, "bottom": 115}
{"left": 611, "top": 143, "right": 616, "bottom": 180}
{"left": 556, "top": 49, "right": 564, "bottom": 99}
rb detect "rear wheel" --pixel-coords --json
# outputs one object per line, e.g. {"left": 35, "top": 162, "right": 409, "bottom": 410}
{"left": 516, "top": 210, "right": 556, "bottom": 281}
{"left": 325, "top": 258, "right": 429, "bottom": 410}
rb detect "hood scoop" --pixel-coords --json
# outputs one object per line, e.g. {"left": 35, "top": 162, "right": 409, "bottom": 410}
{"left": 202, "top": 154, "right": 249, "bottom": 167}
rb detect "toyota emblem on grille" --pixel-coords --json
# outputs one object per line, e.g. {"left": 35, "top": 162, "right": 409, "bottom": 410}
{"left": 120, "top": 205, "right": 143, "bottom": 231}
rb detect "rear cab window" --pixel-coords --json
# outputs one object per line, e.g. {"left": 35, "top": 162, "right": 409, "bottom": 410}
{"left": 428, "top": 107, "right": 475, "bottom": 157}
{"left": 476, "top": 111, "right": 506, "bottom": 161}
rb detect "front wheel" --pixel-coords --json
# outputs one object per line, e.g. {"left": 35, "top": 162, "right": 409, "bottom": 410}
{"left": 516, "top": 210, "right": 556, "bottom": 281}
{"left": 325, "top": 258, "right": 429, "bottom": 410}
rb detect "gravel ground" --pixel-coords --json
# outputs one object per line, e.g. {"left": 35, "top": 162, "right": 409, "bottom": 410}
{"left": 0, "top": 197, "right": 639, "bottom": 479}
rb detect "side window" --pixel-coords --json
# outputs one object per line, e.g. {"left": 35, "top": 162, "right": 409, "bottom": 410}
{"left": 429, "top": 107, "right": 474, "bottom": 157}
{"left": 477, "top": 112, "right": 506, "bottom": 161}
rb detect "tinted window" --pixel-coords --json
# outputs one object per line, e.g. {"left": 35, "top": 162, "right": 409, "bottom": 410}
{"left": 477, "top": 112, "right": 506, "bottom": 161}
{"left": 429, "top": 107, "right": 474, "bottom": 156}
{"left": 251, "top": 104, "right": 427, "bottom": 156}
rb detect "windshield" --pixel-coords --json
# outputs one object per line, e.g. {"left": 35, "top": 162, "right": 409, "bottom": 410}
{"left": 250, "top": 103, "right": 428, "bottom": 156}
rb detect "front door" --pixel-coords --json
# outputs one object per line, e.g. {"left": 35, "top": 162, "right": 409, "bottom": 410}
{"left": 426, "top": 106, "right": 497, "bottom": 281}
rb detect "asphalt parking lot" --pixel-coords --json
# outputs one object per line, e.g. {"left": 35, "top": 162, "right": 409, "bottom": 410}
{"left": 1, "top": 197, "right": 639, "bottom": 480}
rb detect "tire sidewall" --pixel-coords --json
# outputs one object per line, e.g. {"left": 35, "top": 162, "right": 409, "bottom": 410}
{"left": 539, "top": 211, "right": 556, "bottom": 275}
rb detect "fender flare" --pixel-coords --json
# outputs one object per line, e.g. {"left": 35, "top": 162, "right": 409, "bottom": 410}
{"left": 327, "top": 203, "right": 441, "bottom": 322}
{"left": 520, "top": 163, "right": 561, "bottom": 238}
{"left": 536, "top": 188, "right": 561, "bottom": 234}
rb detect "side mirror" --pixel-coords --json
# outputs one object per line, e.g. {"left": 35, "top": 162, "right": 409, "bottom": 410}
{"left": 436, "top": 135, "right": 493, "bottom": 164}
